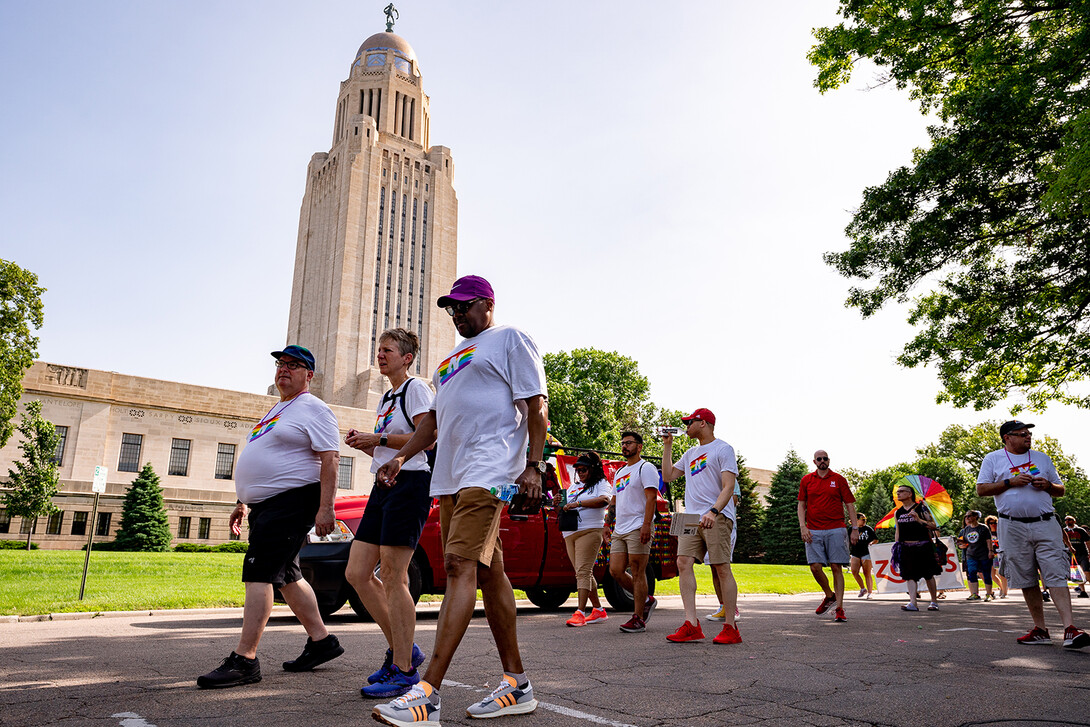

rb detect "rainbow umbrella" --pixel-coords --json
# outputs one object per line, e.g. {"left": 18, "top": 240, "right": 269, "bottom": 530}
{"left": 875, "top": 475, "right": 954, "bottom": 528}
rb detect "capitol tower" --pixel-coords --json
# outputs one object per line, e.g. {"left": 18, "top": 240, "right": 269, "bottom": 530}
{"left": 285, "top": 9, "right": 458, "bottom": 409}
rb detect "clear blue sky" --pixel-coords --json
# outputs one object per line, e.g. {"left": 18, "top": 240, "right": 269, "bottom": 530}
{"left": 2, "top": 1, "right": 1085, "bottom": 474}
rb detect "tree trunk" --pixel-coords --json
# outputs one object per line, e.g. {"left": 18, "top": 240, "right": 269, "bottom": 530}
{"left": 26, "top": 528, "right": 32, "bottom": 550}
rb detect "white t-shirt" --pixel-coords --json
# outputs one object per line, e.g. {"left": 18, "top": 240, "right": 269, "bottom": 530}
{"left": 674, "top": 438, "right": 738, "bottom": 520}
{"left": 978, "top": 448, "right": 1062, "bottom": 518}
{"left": 429, "top": 325, "right": 548, "bottom": 496}
{"left": 371, "top": 377, "right": 434, "bottom": 473}
{"left": 235, "top": 392, "right": 341, "bottom": 504}
{"left": 567, "top": 478, "right": 614, "bottom": 531}
{"left": 613, "top": 459, "right": 660, "bottom": 535}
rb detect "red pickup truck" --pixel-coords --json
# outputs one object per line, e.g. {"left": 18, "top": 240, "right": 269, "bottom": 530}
{"left": 294, "top": 485, "right": 679, "bottom": 619}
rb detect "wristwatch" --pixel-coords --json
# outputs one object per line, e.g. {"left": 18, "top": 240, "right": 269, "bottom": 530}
{"left": 708, "top": 507, "right": 719, "bottom": 515}
{"left": 379, "top": 434, "right": 389, "bottom": 447}
{"left": 1003, "top": 478, "right": 1010, "bottom": 489}
{"left": 527, "top": 460, "right": 547, "bottom": 474}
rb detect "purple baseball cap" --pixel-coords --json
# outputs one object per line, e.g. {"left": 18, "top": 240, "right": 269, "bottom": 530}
{"left": 437, "top": 275, "right": 495, "bottom": 307}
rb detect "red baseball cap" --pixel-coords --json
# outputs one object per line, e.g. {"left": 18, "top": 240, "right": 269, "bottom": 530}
{"left": 682, "top": 408, "right": 715, "bottom": 427}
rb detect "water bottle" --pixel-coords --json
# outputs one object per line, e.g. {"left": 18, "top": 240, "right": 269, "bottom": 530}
{"left": 656, "top": 426, "right": 684, "bottom": 438}
{"left": 490, "top": 483, "right": 519, "bottom": 502}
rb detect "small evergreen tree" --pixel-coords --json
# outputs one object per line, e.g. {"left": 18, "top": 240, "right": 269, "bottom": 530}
{"left": 762, "top": 449, "right": 809, "bottom": 565}
{"left": 732, "top": 453, "right": 765, "bottom": 563}
{"left": 113, "top": 463, "right": 172, "bottom": 552}
{"left": 1, "top": 400, "right": 59, "bottom": 549}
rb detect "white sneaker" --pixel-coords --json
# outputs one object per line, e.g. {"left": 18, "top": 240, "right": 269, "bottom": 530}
{"left": 373, "top": 681, "right": 441, "bottom": 727}
{"left": 465, "top": 675, "right": 537, "bottom": 719}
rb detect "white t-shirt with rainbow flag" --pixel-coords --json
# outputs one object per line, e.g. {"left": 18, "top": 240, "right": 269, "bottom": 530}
{"left": 612, "top": 459, "right": 660, "bottom": 536}
{"left": 429, "top": 325, "right": 547, "bottom": 497}
{"left": 674, "top": 439, "right": 738, "bottom": 521}
{"left": 235, "top": 392, "right": 341, "bottom": 504}
{"left": 370, "top": 377, "right": 434, "bottom": 473}
{"left": 978, "top": 447, "right": 1061, "bottom": 518}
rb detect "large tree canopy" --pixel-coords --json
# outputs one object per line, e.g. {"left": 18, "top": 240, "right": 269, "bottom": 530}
{"left": 0, "top": 260, "right": 45, "bottom": 447}
{"left": 810, "top": 1, "right": 1090, "bottom": 410}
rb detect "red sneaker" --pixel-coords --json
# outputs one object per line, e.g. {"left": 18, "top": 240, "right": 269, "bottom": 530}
{"left": 815, "top": 595, "right": 836, "bottom": 614}
{"left": 1016, "top": 627, "right": 1051, "bottom": 645}
{"left": 1063, "top": 626, "right": 1090, "bottom": 649}
{"left": 833, "top": 608, "right": 847, "bottom": 622}
{"left": 566, "top": 610, "right": 586, "bottom": 627}
{"left": 666, "top": 621, "right": 705, "bottom": 643}
{"left": 585, "top": 608, "right": 608, "bottom": 624}
{"left": 712, "top": 624, "right": 742, "bottom": 644}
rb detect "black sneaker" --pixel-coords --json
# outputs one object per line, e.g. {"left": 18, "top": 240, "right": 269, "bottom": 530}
{"left": 197, "top": 652, "right": 261, "bottom": 688}
{"left": 283, "top": 634, "right": 344, "bottom": 672}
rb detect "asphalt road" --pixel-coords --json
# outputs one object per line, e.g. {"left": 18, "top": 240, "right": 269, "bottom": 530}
{"left": 3, "top": 592, "right": 1089, "bottom": 727}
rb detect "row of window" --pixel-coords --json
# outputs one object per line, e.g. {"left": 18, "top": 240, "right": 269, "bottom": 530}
{"left": 0, "top": 509, "right": 235, "bottom": 541}
{"left": 114, "top": 434, "right": 238, "bottom": 478}
{"left": 1, "top": 509, "right": 112, "bottom": 537}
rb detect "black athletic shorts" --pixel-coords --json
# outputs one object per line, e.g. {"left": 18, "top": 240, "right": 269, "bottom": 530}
{"left": 241, "top": 481, "right": 320, "bottom": 586}
{"left": 356, "top": 469, "right": 433, "bottom": 549}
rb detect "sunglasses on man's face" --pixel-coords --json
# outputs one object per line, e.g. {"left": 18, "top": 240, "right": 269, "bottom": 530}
{"left": 444, "top": 298, "right": 483, "bottom": 316}
{"left": 815, "top": 457, "right": 829, "bottom": 462}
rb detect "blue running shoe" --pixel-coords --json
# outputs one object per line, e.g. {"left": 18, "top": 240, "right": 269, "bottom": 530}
{"left": 361, "top": 665, "right": 421, "bottom": 699}
{"left": 368, "top": 644, "right": 426, "bottom": 684}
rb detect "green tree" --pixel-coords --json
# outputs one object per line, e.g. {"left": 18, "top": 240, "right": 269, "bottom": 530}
{"left": 733, "top": 453, "right": 765, "bottom": 563}
{"left": 544, "top": 349, "right": 653, "bottom": 452}
{"left": 1, "top": 400, "right": 60, "bottom": 549}
{"left": 113, "top": 464, "right": 172, "bottom": 552}
{"left": 854, "top": 465, "right": 910, "bottom": 542}
{"left": 0, "top": 260, "right": 45, "bottom": 448}
{"left": 762, "top": 449, "right": 809, "bottom": 565}
{"left": 810, "top": 2, "right": 1090, "bottom": 410}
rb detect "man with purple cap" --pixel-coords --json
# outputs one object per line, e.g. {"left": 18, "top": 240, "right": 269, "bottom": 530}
{"left": 661, "top": 408, "right": 742, "bottom": 645}
{"left": 197, "top": 345, "right": 344, "bottom": 688}
{"left": 373, "top": 275, "right": 548, "bottom": 726}
{"left": 977, "top": 420, "right": 1090, "bottom": 649}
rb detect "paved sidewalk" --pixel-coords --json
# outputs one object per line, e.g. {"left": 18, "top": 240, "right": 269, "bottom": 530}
{"left": 2, "top": 592, "right": 1088, "bottom": 726}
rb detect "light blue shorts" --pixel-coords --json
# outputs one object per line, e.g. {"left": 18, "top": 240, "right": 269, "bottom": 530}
{"left": 805, "top": 528, "right": 850, "bottom": 566}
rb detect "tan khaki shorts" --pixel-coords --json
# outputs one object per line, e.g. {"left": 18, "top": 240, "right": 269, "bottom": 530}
{"left": 439, "top": 487, "right": 505, "bottom": 568}
{"left": 611, "top": 528, "right": 651, "bottom": 556}
{"left": 677, "top": 514, "right": 734, "bottom": 565}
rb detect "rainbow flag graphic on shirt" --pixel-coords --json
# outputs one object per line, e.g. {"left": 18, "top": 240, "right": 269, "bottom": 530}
{"left": 438, "top": 346, "right": 476, "bottom": 386}
{"left": 689, "top": 454, "right": 708, "bottom": 476}
{"left": 614, "top": 473, "right": 631, "bottom": 493}
{"left": 374, "top": 405, "right": 396, "bottom": 433}
{"left": 249, "top": 415, "right": 280, "bottom": 442}
{"left": 1010, "top": 463, "right": 1041, "bottom": 477}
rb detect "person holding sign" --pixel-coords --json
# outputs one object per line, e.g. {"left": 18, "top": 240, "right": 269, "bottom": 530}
{"left": 977, "top": 420, "right": 1090, "bottom": 649}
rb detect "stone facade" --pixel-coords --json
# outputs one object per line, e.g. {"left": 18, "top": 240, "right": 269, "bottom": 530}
{"left": 286, "top": 31, "right": 457, "bottom": 410}
{"left": 0, "top": 362, "right": 378, "bottom": 549}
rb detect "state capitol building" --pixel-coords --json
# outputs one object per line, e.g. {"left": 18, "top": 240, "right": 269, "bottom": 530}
{"left": 0, "top": 20, "right": 458, "bottom": 548}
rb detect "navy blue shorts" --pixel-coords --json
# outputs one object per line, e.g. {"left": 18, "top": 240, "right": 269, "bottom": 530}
{"left": 966, "top": 555, "right": 993, "bottom": 584}
{"left": 356, "top": 469, "right": 432, "bottom": 548}
{"left": 241, "top": 482, "right": 320, "bottom": 586}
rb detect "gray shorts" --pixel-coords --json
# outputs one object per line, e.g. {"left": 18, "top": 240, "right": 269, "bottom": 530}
{"left": 997, "top": 516, "right": 1068, "bottom": 589}
{"left": 805, "top": 528, "right": 850, "bottom": 566}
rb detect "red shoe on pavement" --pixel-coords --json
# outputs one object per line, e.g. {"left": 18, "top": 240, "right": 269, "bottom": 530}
{"left": 815, "top": 595, "right": 836, "bottom": 615}
{"left": 585, "top": 608, "right": 608, "bottom": 624}
{"left": 1016, "top": 627, "right": 1052, "bottom": 645}
{"left": 1063, "top": 626, "right": 1090, "bottom": 649}
{"left": 618, "top": 615, "right": 646, "bottom": 633}
{"left": 833, "top": 608, "right": 847, "bottom": 623}
{"left": 666, "top": 621, "right": 705, "bottom": 643}
{"left": 712, "top": 624, "right": 742, "bottom": 645}
{"left": 566, "top": 610, "right": 586, "bottom": 627}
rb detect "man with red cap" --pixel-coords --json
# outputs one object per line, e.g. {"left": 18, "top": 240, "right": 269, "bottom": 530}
{"left": 373, "top": 275, "right": 549, "bottom": 726}
{"left": 660, "top": 408, "right": 741, "bottom": 645}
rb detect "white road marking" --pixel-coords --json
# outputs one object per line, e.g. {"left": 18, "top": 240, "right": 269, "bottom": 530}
{"left": 938, "top": 627, "right": 1020, "bottom": 633}
{"left": 443, "top": 680, "right": 639, "bottom": 727}
{"left": 111, "top": 712, "right": 157, "bottom": 727}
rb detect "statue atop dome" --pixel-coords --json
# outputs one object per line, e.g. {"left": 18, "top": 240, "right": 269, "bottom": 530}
{"left": 384, "top": 3, "right": 398, "bottom": 32}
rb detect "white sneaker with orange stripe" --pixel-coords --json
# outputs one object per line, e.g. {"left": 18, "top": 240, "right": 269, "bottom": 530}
{"left": 373, "top": 680, "right": 441, "bottom": 727}
{"left": 465, "top": 674, "right": 538, "bottom": 719}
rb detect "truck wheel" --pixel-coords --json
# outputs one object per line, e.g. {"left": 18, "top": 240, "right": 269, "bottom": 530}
{"left": 347, "top": 558, "right": 424, "bottom": 620}
{"left": 602, "top": 563, "right": 657, "bottom": 612}
{"left": 525, "top": 587, "right": 572, "bottom": 611}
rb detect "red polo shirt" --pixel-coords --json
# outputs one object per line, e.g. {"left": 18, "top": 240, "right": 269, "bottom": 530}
{"left": 797, "top": 470, "right": 855, "bottom": 530}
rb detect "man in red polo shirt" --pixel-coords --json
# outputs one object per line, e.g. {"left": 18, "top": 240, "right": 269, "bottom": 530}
{"left": 798, "top": 450, "right": 858, "bottom": 623}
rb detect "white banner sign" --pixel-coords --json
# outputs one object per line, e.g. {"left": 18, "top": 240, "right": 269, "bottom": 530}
{"left": 870, "top": 537, "right": 963, "bottom": 593}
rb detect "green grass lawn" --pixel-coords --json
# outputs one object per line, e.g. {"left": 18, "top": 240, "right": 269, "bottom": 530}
{"left": 0, "top": 551, "right": 821, "bottom": 616}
